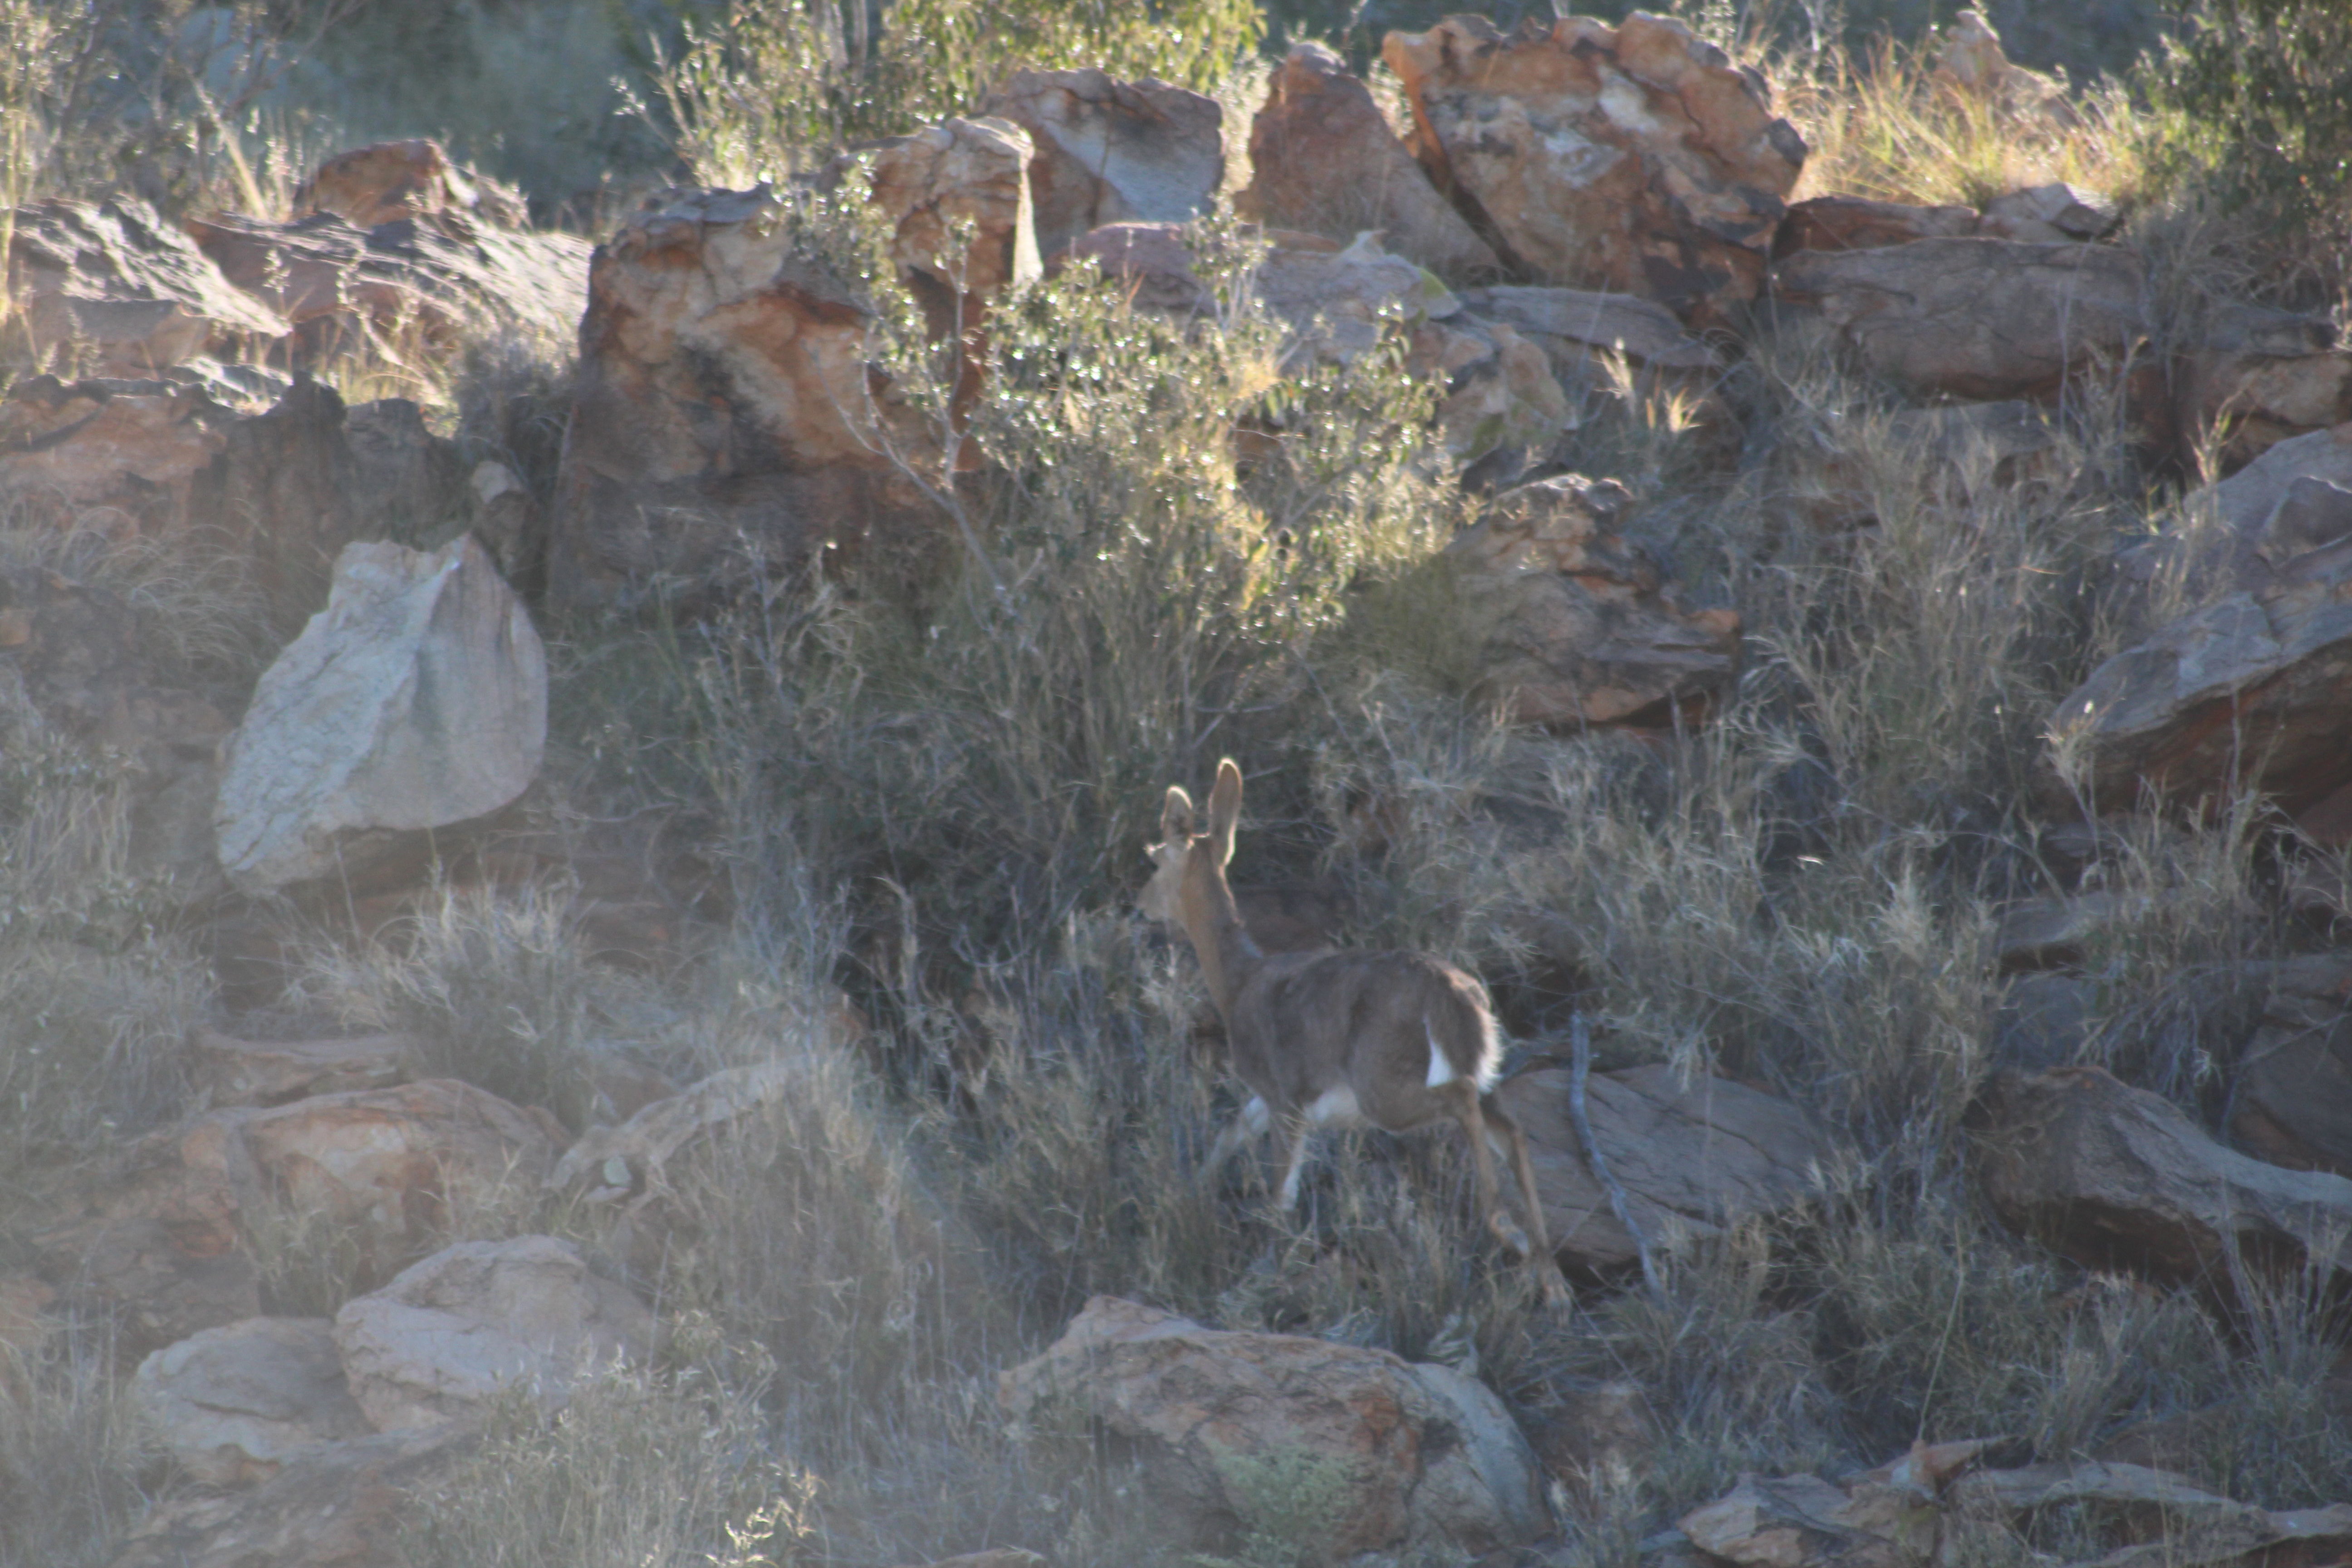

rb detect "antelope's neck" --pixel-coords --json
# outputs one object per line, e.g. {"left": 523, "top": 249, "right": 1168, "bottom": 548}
{"left": 1180, "top": 866, "right": 1261, "bottom": 1022}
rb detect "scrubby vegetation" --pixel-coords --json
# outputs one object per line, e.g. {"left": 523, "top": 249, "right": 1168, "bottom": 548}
{"left": 6, "top": 2, "right": 2352, "bottom": 1566}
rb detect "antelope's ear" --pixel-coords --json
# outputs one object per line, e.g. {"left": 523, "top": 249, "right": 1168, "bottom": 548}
{"left": 1208, "top": 758, "right": 1243, "bottom": 865}
{"left": 1161, "top": 785, "right": 1196, "bottom": 843}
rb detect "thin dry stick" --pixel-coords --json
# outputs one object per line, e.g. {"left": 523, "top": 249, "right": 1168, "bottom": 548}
{"left": 1568, "top": 1011, "right": 1662, "bottom": 1299}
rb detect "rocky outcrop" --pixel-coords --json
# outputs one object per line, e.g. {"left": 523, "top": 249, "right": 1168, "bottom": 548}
{"left": 1932, "top": 8, "right": 2074, "bottom": 123}
{"left": 1774, "top": 195, "right": 1980, "bottom": 256}
{"left": 1773, "top": 239, "right": 2145, "bottom": 400}
{"left": 2179, "top": 308, "right": 2352, "bottom": 470}
{"left": 107, "top": 1423, "right": 466, "bottom": 1568}
{"left": 132, "top": 1317, "right": 371, "bottom": 1485}
{"left": 30, "top": 1078, "right": 552, "bottom": 1354}
{"left": 6, "top": 196, "right": 290, "bottom": 374}
{"left": 215, "top": 534, "right": 545, "bottom": 895}
{"left": 1456, "top": 285, "right": 1720, "bottom": 374}
{"left": 1383, "top": 13, "right": 1806, "bottom": 324}
{"left": 979, "top": 69, "right": 1223, "bottom": 255}
{"left": 548, "top": 184, "right": 949, "bottom": 608}
{"left": 999, "top": 1295, "right": 1548, "bottom": 1555}
{"left": 332, "top": 1236, "right": 653, "bottom": 1431}
{"left": 1976, "top": 181, "right": 2118, "bottom": 244}
{"left": 1970, "top": 1066, "right": 2352, "bottom": 1287}
{"left": 1237, "top": 42, "right": 1499, "bottom": 279}
{"left": 1493, "top": 1062, "right": 1828, "bottom": 1271}
{"left": 2230, "top": 954, "right": 2352, "bottom": 1177}
{"left": 1441, "top": 474, "right": 1742, "bottom": 728}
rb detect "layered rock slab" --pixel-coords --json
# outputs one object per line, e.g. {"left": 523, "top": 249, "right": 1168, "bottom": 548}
{"left": 6, "top": 196, "right": 289, "bottom": 374}
{"left": 999, "top": 1295, "right": 1547, "bottom": 1554}
{"left": 1383, "top": 12, "right": 1806, "bottom": 323}
{"left": 1494, "top": 1062, "right": 1828, "bottom": 1270}
{"left": 1970, "top": 1065, "right": 2352, "bottom": 1286}
{"left": 215, "top": 534, "right": 545, "bottom": 894}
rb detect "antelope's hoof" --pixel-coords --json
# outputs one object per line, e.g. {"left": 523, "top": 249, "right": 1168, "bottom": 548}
{"left": 1490, "top": 1215, "right": 1534, "bottom": 1260}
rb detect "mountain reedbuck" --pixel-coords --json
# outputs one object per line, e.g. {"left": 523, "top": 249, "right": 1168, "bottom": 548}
{"left": 1141, "top": 759, "right": 1568, "bottom": 1307}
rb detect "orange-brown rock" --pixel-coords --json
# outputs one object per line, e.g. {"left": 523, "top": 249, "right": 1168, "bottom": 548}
{"left": 1970, "top": 1066, "right": 2352, "bottom": 1287}
{"left": 293, "top": 138, "right": 527, "bottom": 230}
{"left": 0, "top": 374, "right": 238, "bottom": 533}
{"left": 1383, "top": 13, "right": 1806, "bottom": 324}
{"left": 1774, "top": 196, "right": 1978, "bottom": 256}
{"left": 999, "top": 1296, "right": 1547, "bottom": 1554}
{"left": 860, "top": 116, "right": 1041, "bottom": 300}
{"left": 979, "top": 69, "right": 1223, "bottom": 255}
{"left": 1237, "top": 42, "right": 1499, "bottom": 280}
{"left": 1774, "top": 238, "right": 2145, "bottom": 400}
{"left": 549, "top": 184, "right": 946, "bottom": 608}
{"left": 1494, "top": 1062, "right": 1828, "bottom": 1271}
{"left": 1442, "top": 474, "right": 1741, "bottom": 728}
{"left": 1932, "top": 8, "right": 2076, "bottom": 124}
{"left": 5, "top": 196, "right": 289, "bottom": 374}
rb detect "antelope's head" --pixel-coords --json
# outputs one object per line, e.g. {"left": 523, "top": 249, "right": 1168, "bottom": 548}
{"left": 1139, "top": 758, "right": 1242, "bottom": 924}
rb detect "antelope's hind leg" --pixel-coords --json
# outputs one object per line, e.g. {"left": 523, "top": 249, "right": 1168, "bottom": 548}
{"left": 1478, "top": 1091, "right": 1570, "bottom": 1308}
{"left": 1203, "top": 1093, "right": 1274, "bottom": 1182}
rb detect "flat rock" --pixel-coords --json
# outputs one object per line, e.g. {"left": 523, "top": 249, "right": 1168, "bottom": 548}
{"left": 332, "top": 1235, "right": 653, "bottom": 1431}
{"left": 1494, "top": 1062, "right": 1828, "bottom": 1270}
{"left": 1774, "top": 196, "right": 1979, "bottom": 256}
{"left": 1773, "top": 238, "right": 2146, "bottom": 400}
{"left": 998, "top": 1295, "right": 1547, "bottom": 1555}
{"left": 1976, "top": 181, "right": 2117, "bottom": 243}
{"left": 1442, "top": 475, "right": 1742, "bottom": 729}
{"left": 189, "top": 1029, "right": 425, "bottom": 1107}
{"left": 1458, "top": 285, "right": 1719, "bottom": 372}
{"left": 107, "top": 1423, "right": 466, "bottom": 1568}
{"left": 6, "top": 196, "right": 289, "bottom": 374}
{"left": 1237, "top": 42, "right": 1499, "bottom": 279}
{"left": 214, "top": 534, "right": 545, "bottom": 894}
{"left": 1970, "top": 1065, "right": 2352, "bottom": 1286}
{"left": 1384, "top": 13, "right": 1806, "bottom": 324}
{"left": 132, "top": 1316, "right": 371, "bottom": 1485}
{"left": 979, "top": 69, "right": 1223, "bottom": 255}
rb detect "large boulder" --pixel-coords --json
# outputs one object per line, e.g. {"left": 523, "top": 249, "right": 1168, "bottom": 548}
{"left": 1236, "top": 42, "right": 1499, "bottom": 280}
{"left": 132, "top": 1316, "right": 371, "bottom": 1485}
{"left": 979, "top": 69, "right": 1223, "bottom": 255}
{"left": 548, "top": 184, "right": 948, "bottom": 608}
{"left": 5, "top": 196, "right": 290, "bottom": 374}
{"left": 1772, "top": 238, "right": 2146, "bottom": 400}
{"left": 1441, "top": 474, "right": 1742, "bottom": 728}
{"left": 1493, "top": 1063, "right": 1830, "bottom": 1271}
{"left": 1382, "top": 13, "right": 1806, "bottom": 324}
{"left": 1970, "top": 1066, "right": 2352, "bottom": 1286}
{"left": 998, "top": 1296, "right": 1548, "bottom": 1555}
{"left": 332, "top": 1235, "right": 654, "bottom": 1431}
{"left": 214, "top": 534, "right": 545, "bottom": 895}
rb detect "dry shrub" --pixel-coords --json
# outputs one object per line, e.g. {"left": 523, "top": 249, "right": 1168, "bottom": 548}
{"left": 0, "top": 1323, "right": 146, "bottom": 1568}
{"left": 399, "top": 1370, "right": 812, "bottom": 1568}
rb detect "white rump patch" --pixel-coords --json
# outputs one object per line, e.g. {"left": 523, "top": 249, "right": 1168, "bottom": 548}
{"left": 1242, "top": 1095, "right": 1272, "bottom": 1136}
{"left": 1426, "top": 1019, "right": 1459, "bottom": 1089}
{"left": 1306, "top": 1084, "right": 1365, "bottom": 1127}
